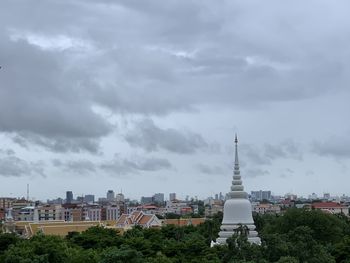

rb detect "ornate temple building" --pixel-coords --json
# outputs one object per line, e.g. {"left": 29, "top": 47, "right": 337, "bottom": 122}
{"left": 215, "top": 135, "right": 261, "bottom": 245}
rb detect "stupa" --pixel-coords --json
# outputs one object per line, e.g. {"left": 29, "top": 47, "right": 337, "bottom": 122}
{"left": 216, "top": 135, "right": 261, "bottom": 245}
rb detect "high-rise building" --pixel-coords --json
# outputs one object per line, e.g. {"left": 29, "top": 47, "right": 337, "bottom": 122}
{"left": 106, "top": 190, "right": 115, "bottom": 202}
{"left": 66, "top": 191, "right": 73, "bottom": 204}
{"left": 215, "top": 135, "right": 260, "bottom": 245}
{"left": 84, "top": 195, "right": 95, "bottom": 203}
{"left": 115, "top": 193, "right": 124, "bottom": 202}
{"left": 250, "top": 190, "right": 271, "bottom": 201}
{"left": 141, "top": 196, "right": 153, "bottom": 204}
{"left": 153, "top": 193, "right": 164, "bottom": 204}
{"left": 169, "top": 193, "right": 176, "bottom": 201}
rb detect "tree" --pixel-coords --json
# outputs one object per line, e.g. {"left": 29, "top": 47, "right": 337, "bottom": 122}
{"left": 100, "top": 246, "right": 143, "bottom": 263}
{"left": 0, "top": 233, "right": 19, "bottom": 254}
{"left": 67, "top": 226, "right": 122, "bottom": 249}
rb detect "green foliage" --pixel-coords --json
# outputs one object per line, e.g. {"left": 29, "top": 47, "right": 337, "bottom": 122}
{"left": 66, "top": 226, "right": 122, "bottom": 249}
{"left": 100, "top": 246, "right": 143, "bottom": 263}
{"left": 1, "top": 208, "right": 349, "bottom": 262}
{"left": 263, "top": 208, "right": 349, "bottom": 244}
{"left": 0, "top": 233, "right": 20, "bottom": 253}
{"left": 3, "top": 234, "right": 69, "bottom": 263}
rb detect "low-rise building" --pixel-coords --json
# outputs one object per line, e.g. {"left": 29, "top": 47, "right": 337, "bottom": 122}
{"left": 311, "top": 202, "right": 349, "bottom": 216}
{"left": 106, "top": 205, "right": 120, "bottom": 220}
{"left": 253, "top": 203, "right": 281, "bottom": 214}
{"left": 84, "top": 206, "right": 101, "bottom": 221}
{"left": 116, "top": 211, "right": 162, "bottom": 229}
{"left": 165, "top": 200, "right": 191, "bottom": 215}
{"left": 164, "top": 218, "right": 206, "bottom": 227}
{"left": 205, "top": 204, "right": 223, "bottom": 217}
{"left": 18, "top": 206, "right": 35, "bottom": 221}
{"left": 0, "top": 207, "right": 5, "bottom": 221}
{"left": 35, "top": 205, "right": 62, "bottom": 221}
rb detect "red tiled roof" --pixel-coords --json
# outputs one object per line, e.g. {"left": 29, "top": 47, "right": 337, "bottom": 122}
{"left": 142, "top": 205, "right": 157, "bottom": 209}
{"left": 138, "top": 215, "right": 153, "bottom": 225}
{"left": 312, "top": 202, "right": 346, "bottom": 208}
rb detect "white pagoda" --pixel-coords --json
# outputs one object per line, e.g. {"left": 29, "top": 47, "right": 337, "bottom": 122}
{"left": 216, "top": 135, "right": 261, "bottom": 245}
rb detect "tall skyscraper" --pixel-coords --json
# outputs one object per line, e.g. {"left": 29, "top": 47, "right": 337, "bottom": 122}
{"left": 250, "top": 190, "right": 271, "bottom": 201}
{"left": 107, "top": 190, "right": 115, "bottom": 201}
{"left": 153, "top": 193, "right": 164, "bottom": 203}
{"left": 66, "top": 191, "right": 73, "bottom": 204}
{"left": 169, "top": 193, "right": 176, "bottom": 201}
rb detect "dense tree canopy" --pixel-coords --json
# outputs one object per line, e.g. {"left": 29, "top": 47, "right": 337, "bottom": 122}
{"left": 1, "top": 208, "right": 350, "bottom": 262}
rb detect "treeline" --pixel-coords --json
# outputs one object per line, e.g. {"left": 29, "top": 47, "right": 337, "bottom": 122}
{"left": 1, "top": 209, "right": 350, "bottom": 262}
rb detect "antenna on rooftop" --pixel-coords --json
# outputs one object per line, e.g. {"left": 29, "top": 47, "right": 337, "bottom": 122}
{"left": 27, "top": 184, "right": 29, "bottom": 201}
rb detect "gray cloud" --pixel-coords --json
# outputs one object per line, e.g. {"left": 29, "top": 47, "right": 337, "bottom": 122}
{"left": 312, "top": 136, "right": 350, "bottom": 159}
{"left": 12, "top": 133, "right": 101, "bottom": 154}
{"left": 123, "top": 157, "right": 172, "bottom": 172}
{"left": 0, "top": 0, "right": 350, "bottom": 197}
{"left": 125, "top": 118, "right": 208, "bottom": 154}
{"left": 51, "top": 155, "right": 172, "bottom": 177}
{"left": 239, "top": 139, "right": 302, "bottom": 166}
{"left": 0, "top": 148, "right": 15, "bottom": 156}
{"left": 1, "top": 0, "right": 348, "bottom": 126}
{"left": 264, "top": 140, "right": 302, "bottom": 161}
{"left": 197, "top": 163, "right": 224, "bottom": 175}
{"left": 244, "top": 169, "right": 270, "bottom": 178}
{"left": 0, "top": 156, "right": 45, "bottom": 177}
{"left": 279, "top": 168, "right": 295, "bottom": 178}
{"left": 100, "top": 155, "right": 172, "bottom": 176}
{"left": 52, "top": 159, "right": 96, "bottom": 174}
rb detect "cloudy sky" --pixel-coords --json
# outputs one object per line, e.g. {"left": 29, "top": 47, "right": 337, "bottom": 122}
{"left": 1, "top": 0, "right": 350, "bottom": 201}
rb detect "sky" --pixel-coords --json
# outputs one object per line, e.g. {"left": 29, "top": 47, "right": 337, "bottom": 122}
{"left": 1, "top": 0, "right": 350, "bottom": 201}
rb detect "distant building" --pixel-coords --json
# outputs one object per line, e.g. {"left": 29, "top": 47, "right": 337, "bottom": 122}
{"left": 0, "top": 208, "right": 5, "bottom": 221}
{"left": 253, "top": 203, "right": 281, "bottom": 214}
{"left": 323, "top": 193, "right": 330, "bottom": 200}
{"left": 165, "top": 200, "right": 192, "bottom": 215}
{"left": 153, "top": 193, "right": 164, "bottom": 204}
{"left": 62, "top": 204, "right": 83, "bottom": 221}
{"left": 18, "top": 206, "right": 35, "bottom": 221}
{"left": 205, "top": 204, "right": 223, "bottom": 217}
{"left": 84, "top": 206, "right": 101, "bottom": 221}
{"left": 141, "top": 196, "right": 153, "bottom": 205}
{"left": 250, "top": 190, "right": 271, "bottom": 201}
{"left": 35, "top": 205, "right": 62, "bottom": 221}
{"left": 0, "top": 198, "right": 15, "bottom": 209}
{"left": 204, "top": 197, "right": 215, "bottom": 206}
{"left": 116, "top": 211, "right": 162, "bottom": 229}
{"left": 84, "top": 195, "right": 95, "bottom": 203}
{"left": 309, "top": 193, "right": 318, "bottom": 200}
{"left": 312, "top": 202, "right": 349, "bottom": 216}
{"left": 115, "top": 193, "right": 124, "bottom": 202}
{"left": 107, "top": 190, "right": 115, "bottom": 202}
{"left": 164, "top": 218, "right": 206, "bottom": 227}
{"left": 106, "top": 205, "right": 120, "bottom": 220}
{"left": 169, "top": 193, "right": 176, "bottom": 201}
{"left": 66, "top": 191, "right": 73, "bottom": 204}
{"left": 285, "top": 193, "right": 297, "bottom": 201}
{"left": 47, "top": 198, "right": 63, "bottom": 205}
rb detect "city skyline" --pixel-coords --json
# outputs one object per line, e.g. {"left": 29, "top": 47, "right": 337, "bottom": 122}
{"left": 1, "top": 1, "right": 350, "bottom": 199}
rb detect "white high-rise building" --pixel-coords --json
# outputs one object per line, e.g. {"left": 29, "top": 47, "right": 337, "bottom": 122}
{"left": 215, "top": 135, "right": 261, "bottom": 245}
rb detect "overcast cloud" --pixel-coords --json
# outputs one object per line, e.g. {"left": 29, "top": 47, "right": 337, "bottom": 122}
{"left": 0, "top": 0, "right": 350, "bottom": 199}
